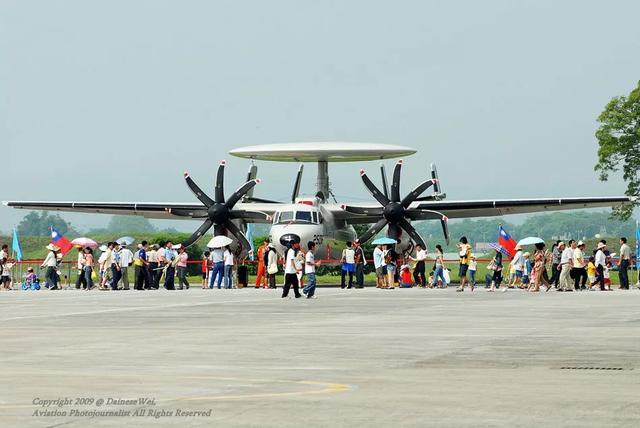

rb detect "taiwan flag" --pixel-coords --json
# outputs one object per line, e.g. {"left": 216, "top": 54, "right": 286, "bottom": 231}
{"left": 51, "top": 226, "right": 73, "bottom": 256}
{"left": 498, "top": 225, "right": 517, "bottom": 258}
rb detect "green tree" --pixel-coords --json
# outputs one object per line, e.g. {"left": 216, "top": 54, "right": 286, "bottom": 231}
{"left": 17, "top": 211, "right": 77, "bottom": 236}
{"left": 594, "top": 80, "right": 640, "bottom": 220}
{"left": 106, "top": 216, "right": 157, "bottom": 233}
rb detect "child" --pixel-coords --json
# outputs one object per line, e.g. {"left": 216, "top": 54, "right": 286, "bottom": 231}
{"left": 201, "top": 251, "right": 210, "bottom": 289}
{"left": 400, "top": 265, "right": 413, "bottom": 288}
{"left": 586, "top": 256, "right": 596, "bottom": 289}
{"left": 604, "top": 261, "right": 612, "bottom": 290}
{"left": 468, "top": 255, "right": 477, "bottom": 291}
{"left": 522, "top": 253, "right": 531, "bottom": 288}
{"left": 24, "top": 267, "right": 38, "bottom": 289}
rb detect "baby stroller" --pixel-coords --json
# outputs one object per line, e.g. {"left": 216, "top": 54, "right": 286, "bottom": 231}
{"left": 22, "top": 270, "right": 41, "bottom": 291}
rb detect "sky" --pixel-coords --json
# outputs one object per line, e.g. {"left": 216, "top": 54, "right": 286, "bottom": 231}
{"left": 1, "top": 0, "right": 639, "bottom": 233}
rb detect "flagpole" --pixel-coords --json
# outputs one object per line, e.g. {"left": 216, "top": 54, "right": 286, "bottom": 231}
{"left": 636, "top": 220, "right": 639, "bottom": 287}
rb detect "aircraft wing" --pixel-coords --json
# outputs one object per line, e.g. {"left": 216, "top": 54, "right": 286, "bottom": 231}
{"left": 2, "top": 201, "right": 282, "bottom": 223}
{"left": 328, "top": 196, "right": 631, "bottom": 223}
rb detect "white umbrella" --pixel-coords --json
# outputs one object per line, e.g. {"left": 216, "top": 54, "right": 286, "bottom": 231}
{"left": 71, "top": 237, "right": 98, "bottom": 248}
{"left": 517, "top": 237, "right": 545, "bottom": 246}
{"left": 116, "top": 236, "right": 135, "bottom": 246}
{"left": 207, "top": 235, "right": 233, "bottom": 248}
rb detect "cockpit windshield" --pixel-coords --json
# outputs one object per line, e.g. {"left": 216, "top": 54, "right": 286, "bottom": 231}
{"left": 274, "top": 210, "right": 320, "bottom": 224}
{"left": 295, "top": 211, "right": 312, "bottom": 222}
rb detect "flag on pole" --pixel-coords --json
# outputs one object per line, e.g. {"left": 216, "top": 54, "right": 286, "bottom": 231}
{"left": 51, "top": 226, "right": 73, "bottom": 256}
{"left": 498, "top": 225, "right": 517, "bottom": 258}
{"left": 246, "top": 223, "right": 255, "bottom": 260}
{"left": 12, "top": 228, "right": 23, "bottom": 261}
{"left": 635, "top": 223, "right": 640, "bottom": 269}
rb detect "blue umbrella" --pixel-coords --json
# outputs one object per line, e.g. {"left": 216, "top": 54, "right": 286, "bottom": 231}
{"left": 517, "top": 237, "right": 545, "bottom": 246}
{"left": 371, "top": 237, "right": 398, "bottom": 245}
{"left": 116, "top": 236, "right": 135, "bottom": 246}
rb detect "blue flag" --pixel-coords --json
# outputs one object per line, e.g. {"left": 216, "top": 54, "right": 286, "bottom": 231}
{"left": 12, "top": 228, "right": 23, "bottom": 262}
{"left": 636, "top": 226, "right": 640, "bottom": 269}
{"left": 246, "top": 223, "right": 255, "bottom": 261}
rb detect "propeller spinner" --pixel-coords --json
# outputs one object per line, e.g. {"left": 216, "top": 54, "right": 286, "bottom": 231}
{"left": 343, "top": 160, "right": 450, "bottom": 246}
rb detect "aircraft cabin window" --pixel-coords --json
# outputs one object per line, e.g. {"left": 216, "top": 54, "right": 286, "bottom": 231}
{"left": 295, "top": 211, "right": 313, "bottom": 222}
{"left": 312, "top": 212, "right": 318, "bottom": 224}
{"left": 279, "top": 211, "right": 293, "bottom": 223}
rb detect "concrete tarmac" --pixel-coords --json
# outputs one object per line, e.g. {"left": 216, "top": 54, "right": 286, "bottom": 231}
{"left": 1, "top": 287, "right": 639, "bottom": 427}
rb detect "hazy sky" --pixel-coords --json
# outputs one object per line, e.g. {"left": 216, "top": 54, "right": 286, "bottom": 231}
{"left": 2, "top": 0, "right": 639, "bottom": 233}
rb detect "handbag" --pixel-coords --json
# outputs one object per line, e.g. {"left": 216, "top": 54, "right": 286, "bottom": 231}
{"left": 267, "top": 264, "right": 278, "bottom": 275}
{"left": 487, "top": 261, "right": 497, "bottom": 271}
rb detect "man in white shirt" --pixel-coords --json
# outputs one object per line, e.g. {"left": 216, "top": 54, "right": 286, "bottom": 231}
{"left": 282, "top": 242, "right": 302, "bottom": 298}
{"left": 303, "top": 241, "right": 321, "bottom": 298}
{"left": 410, "top": 244, "right": 428, "bottom": 287}
{"left": 209, "top": 246, "right": 225, "bottom": 289}
{"left": 119, "top": 245, "right": 134, "bottom": 290}
{"left": 619, "top": 237, "right": 631, "bottom": 290}
{"left": 340, "top": 241, "right": 356, "bottom": 289}
{"left": 559, "top": 241, "right": 574, "bottom": 291}
{"left": 41, "top": 244, "right": 60, "bottom": 290}
{"left": 373, "top": 244, "right": 385, "bottom": 288}
{"left": 223, "top": 247, "right": 235, "bottom": 289}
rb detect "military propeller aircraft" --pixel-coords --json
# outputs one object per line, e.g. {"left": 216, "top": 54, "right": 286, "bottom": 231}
{"left": 3, "top": 142, "right": 631, "bottom": 258}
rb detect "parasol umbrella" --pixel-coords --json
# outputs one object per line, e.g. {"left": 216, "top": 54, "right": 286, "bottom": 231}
{"left": 116, "top": 236, "right": 135, "bottom": 246}
{"left": 517, "top": 237, "right": 545, "bottom": 246}
{"left": 371, "top": 237, "right": 398, "bottom": 245}
{"left": 488, "top": 242, "right": 511, "bottom": 256}
{"left": 206, "top": 235, "right": 234, "bottom": 248}
{"left": 71, "top": 237, "right": 98, "bottom": 248}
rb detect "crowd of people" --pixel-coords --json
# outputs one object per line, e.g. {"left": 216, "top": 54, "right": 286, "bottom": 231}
{"left": 0, "top": 234, "right": 637, "bottom": 295}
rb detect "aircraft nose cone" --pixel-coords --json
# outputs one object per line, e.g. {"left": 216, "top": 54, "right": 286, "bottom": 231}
{"left": 279, "top": 233, "right": 301, "bottom": 246}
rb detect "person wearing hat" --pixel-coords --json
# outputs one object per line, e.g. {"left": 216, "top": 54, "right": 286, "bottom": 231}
{"left": 558, "top": 240, "right": 574, "bottom": 292}
{"left": 119, "top": 244, "right": 134, "bottom": 290}
{"left": 41, "top": 244, "right": 60, "bottom": 290}
{"left": 266, "top": 242, "right": 278, "bottom": 289}
{"left": 509, "top": 245, "right": 525, "bottom": 288}
{"left": 593, "top": 241, "right": 607, "bottom": 291}
{"left": 147, "top": 244, "right": 159, "bottom": 289}
{"left": 97, "top": 243, "right": 113, "bottom": 289}
{"left": 354, "top": 239, "right": 366, "bottom": 288}
{"left": 572, "top": 241, "right": 587, "bottom": 290}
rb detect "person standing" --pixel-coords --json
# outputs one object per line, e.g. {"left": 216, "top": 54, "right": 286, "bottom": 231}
{"left": 135, "top": 241, "right": 150, "bottom": 290}
{"left": 619, "top": 237, "right": 631, "bottom": 290}
{"left": 549, "top": 241, "right": 562, "bottom": 289}
{"left": 110, "top": 243, "right": 123, "bottom": 290}
{"left": 176, "top": 245, "right": 189, "bottom": 290}
{"left": 75, "top": 247, "right": 87, "bottom": 289}
{"left": 303, "top": 241, "right": 321, "bottom": 298}
{"left": 340, "top": 241, "right": 356, "bottom": 289}
{"left": 83, "top": 247, "right": 95, "bottom": 290}
{"left": 163, "top": 241, "right": 176, "bottom": 290}
{"left": 510, "top": 245, "right": 525, "bottom": 288}
{"left": 201, "top": 251, "right": 210, "bottom": 289}
{"left": 593, "top": 242, "right": 607, "bottom": 291}
{"left": 431, "top": 244, "right": 447, "bottom": 288}
{"left": 373, "top": 244, "right": 385, "bottom": 288}
{"left": 254, "top": 240, "right": 268, "bottom": 288}
{"left": 385, "top": 245, "right": 398, "bottom": 289}
{"left": 266, "top": 243, "right": 278, "bottom": 289}
{"left": 353, "top": 239, "right": 366, "bottom": 288}
{"left": 41, "top": 244, "right": 60, "bottom": 290}
{"left": 223, "top": 246, "right": 234, "bottom": 289}
{"left": 410, "top": 244, "right": 427, "bottom": 287}
{"left": 209, "top": 246, "right": 225, "bottom": 289}
{"left": 155, "top": 242, "right": 167, "bottom": 289}
{"left": 147, "top": 244, "right": 158, "bottom": 289}
{"left": 282, "top": 242, "right": 302, "bottom": 298}
{"left": 558, "top": 241, "right": 573, "bottom": 292}
{"left": 572, "top": 241, "right": 587, "bottom": 291}
{"left": 488, "top": 250, "right": 503, "bottom": 292}
{"left": 98, "top": 243, "right": 113, "bottom": 290}
{"left": 456, "top": 236, "right": 472, "bottom": 292}
{"left": 119, "top": 245, "right": 134, "bottom": 290}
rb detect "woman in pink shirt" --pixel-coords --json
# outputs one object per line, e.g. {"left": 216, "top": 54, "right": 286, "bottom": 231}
{"left": 176, "top": 246, "right": 189, "bottom": 290}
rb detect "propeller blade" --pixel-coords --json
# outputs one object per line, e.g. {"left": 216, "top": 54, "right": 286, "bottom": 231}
{"left": 164, "top": 207, "right": 208, "bottom": 218}
{"left": 397, "top": 218, "right": 426, "bottom": 248}
{"left": 184, "top": 172, "right": 214, "bottom": 207}
{"left": 430, "top": 163, "right": 441, "bottom": 194}
{"left": 387, "top": 223, "right": 402, "bottom": 241}
{"left": 380, "top": 163, "right": 390, "bottom": 199}
{"left": 223, "top": 220, "right": 252, "bottom": 254}
{"left": 360, "top": 170, "right": 390, "bottom": 206}
{"left": 242, "top": 162, "right": 258, "bottom": 201}
{"left": 391, "top": 160, "right": 402, "bottom": 202}
{"left": 181, "top": 219, "right": 214, "bottom": 248}
{"left": 405, "top": 209, "right": 447, "bottom": 221}
{"left": 441, "top": 215, "right": 450, "bottom": 245}
{"left": 401, "top": 178, "right": 438, "bottom": 208}
{"left": 215, "top": 161, "right": 226, "bottom": 203}
{"left": 230, "top": 210, "right": 272, "bottom": 222}
{"left": 341, "top": 205, "right": 384, "bottom": 216}
{"left": 291, "top": 164, "right": 304, "bottom": 203}
{"left": 244, "top": 196, "right": 282, "bottom": 204}
{"left": 357, "top": 218, "right": 389, "bottom": 243}
{"left": 226, "top": 179, "right": 261, "bottom": 209}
